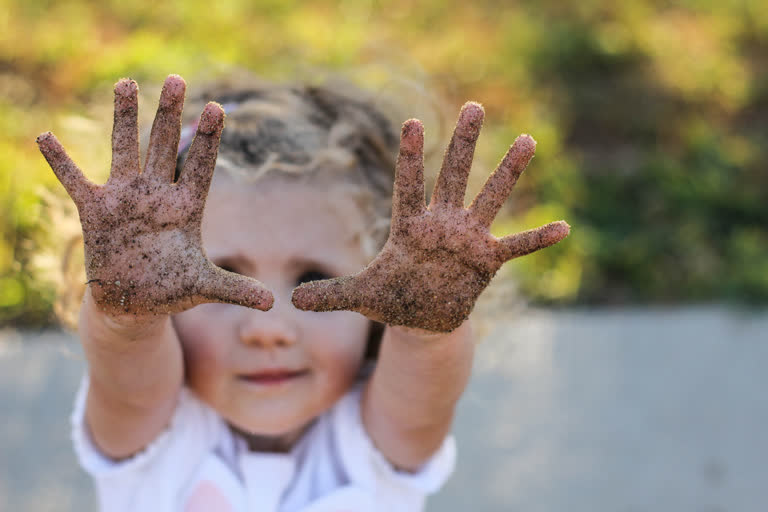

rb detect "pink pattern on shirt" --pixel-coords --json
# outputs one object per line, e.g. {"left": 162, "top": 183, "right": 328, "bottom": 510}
{"left": 185, "top": 480, "right": 233, "bottom": 512}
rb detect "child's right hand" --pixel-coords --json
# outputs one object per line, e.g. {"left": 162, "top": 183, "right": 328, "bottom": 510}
{"left": 37, "top": 75, "right": 273, "bottom": 319}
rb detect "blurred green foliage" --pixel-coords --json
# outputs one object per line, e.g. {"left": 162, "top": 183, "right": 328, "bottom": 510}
{"left": 1, "top": 0, "right": 768, "bottom": 325}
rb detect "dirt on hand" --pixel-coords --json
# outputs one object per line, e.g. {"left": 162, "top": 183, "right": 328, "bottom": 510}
{"left": 37, "top": 75, "right": 273, "bottom": 320}
{"left": 293, "top": 102, "right": 570, "bottom": 333}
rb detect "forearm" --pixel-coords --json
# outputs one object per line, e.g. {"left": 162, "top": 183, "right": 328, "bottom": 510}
{"left": 79, "top": 288, "right": 184, "bottom": 458}
{"left": 362, "top": 320, "right": 474, "bottom": 471}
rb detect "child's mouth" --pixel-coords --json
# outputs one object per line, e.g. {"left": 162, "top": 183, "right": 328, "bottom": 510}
{"left": 238, "top": 369, "right": 309, "bottom": 385}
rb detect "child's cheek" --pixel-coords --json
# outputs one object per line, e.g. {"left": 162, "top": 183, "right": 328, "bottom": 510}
{"left": 182, "top": 339, "right": 230, "bottom": 402}
{"left": 175, "top": 313, "right": 228, "bottom": 387}
{"left": 307, "top": 310, "right": 368, "bottom": 373}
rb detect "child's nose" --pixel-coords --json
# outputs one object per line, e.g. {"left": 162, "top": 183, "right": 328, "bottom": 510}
{"left": 237, "top": 299, "right": 298, "bottom": 348}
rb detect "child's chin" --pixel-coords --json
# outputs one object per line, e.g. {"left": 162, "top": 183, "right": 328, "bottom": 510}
{"left": 229, "top": 418, "right": 311, "bottom": 452}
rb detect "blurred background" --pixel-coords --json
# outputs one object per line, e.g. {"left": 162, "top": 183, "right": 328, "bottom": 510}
{"left": 1, "top": 0, "right": 766, "bottom": 511}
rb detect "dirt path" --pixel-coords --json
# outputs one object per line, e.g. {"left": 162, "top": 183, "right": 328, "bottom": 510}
{"left": 2, "top": 307, "right": 767, "bottom": 511}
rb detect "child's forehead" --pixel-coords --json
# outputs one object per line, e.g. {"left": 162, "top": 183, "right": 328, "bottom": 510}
{"left": 212, "top": 169, "right": 350, "bottom": 198}
{"left": 202, "top": 174, "right": 375, "bottom": 266}
{"left": 209, "top": 173, "right": 369, "bottom": 236}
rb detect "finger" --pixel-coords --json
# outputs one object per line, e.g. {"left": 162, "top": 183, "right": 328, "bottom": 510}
{"left": 177, "top": 103, "right": 224, "bottom": 201}
{"left": 36, "top": 132, "right": 97, "bottom": 206}
{"left": 196, "top": 265, "right": 274, "bottom": 311}
{"left": 429, "top": 102, "right": 484, "bottom": 210}
{"left": 144, "top": 75, "right": 186, "bottom": 183}
{"left": 392, "top": 119, "right": 426, "bottom": 218}
{"left": 498, "top": 221, "right": 571, "bottom": 261}
{"left": 108, "top": 78, "right": 140, "bottom": 183}
{"left": 468, "top": 134, "right": 536, "bottom": 227}
{"left": 291, "top": 276, "right": 363, "bottom": 313}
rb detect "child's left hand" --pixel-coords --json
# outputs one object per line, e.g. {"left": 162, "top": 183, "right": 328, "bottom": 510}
{"left": 292, "top": 103, "right": 570, "bottom": 332}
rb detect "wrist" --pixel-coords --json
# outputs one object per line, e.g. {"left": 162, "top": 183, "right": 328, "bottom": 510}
{"left": 387, "top": 320, "right": 471, "bottom": 343}
{"left": 81, "top": 287, "right": 170, "bottom": 342}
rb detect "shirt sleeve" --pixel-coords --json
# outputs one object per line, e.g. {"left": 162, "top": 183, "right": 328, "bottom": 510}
{"left": 70, "top": 375, "right": 225, "bottom": 511}
{"left": 331, "top": 384, "right": 456, "bottom": 505}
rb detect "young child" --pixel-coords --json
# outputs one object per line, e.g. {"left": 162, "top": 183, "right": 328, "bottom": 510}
{"left": 37, "top": 74, "right": 569, "bottom": 511}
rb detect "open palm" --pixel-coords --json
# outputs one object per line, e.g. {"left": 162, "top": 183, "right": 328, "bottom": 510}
{"left": 37, "top": 76, "right": 273, "bottom": 317}
{"left": 292, "top": 103, "right": 569, "bottom": 332}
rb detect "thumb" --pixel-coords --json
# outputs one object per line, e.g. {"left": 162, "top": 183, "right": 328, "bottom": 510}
{"left": 196, "top": 265, "right": 274, "bottom": 311}
{"left": 498, "top": 220, "right": 571, "bottom": 261}
{"left": 292, "top": 276, "right": 362, "bottom": 313}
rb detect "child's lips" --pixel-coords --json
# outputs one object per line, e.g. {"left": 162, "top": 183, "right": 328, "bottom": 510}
{"left": 238, "top": 368, "right": 309, "bottom": 385}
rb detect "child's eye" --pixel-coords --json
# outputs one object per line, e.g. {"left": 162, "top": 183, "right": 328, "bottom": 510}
{"left": 296, "top": 270, "right": 331, "bottom": 285}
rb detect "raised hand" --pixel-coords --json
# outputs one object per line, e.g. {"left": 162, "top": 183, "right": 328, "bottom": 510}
{"left": 292, "top": 103, "right": 569, "bottom": 332}
{"left": 37, "top": 75, "right": 273, "bottom": 317}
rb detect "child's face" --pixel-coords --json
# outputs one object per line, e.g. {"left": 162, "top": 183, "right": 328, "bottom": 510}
{"left": 172, "top": 174, "right": 371, "bottom": 445}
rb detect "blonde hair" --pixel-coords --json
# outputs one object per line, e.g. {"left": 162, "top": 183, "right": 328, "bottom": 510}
{"left": 178, "top": 74, "right": 399, "bottom": 257}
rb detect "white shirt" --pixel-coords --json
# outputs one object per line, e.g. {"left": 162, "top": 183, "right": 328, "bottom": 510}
{"left": 71, "top": 378, "right": 456, "bottom": 511}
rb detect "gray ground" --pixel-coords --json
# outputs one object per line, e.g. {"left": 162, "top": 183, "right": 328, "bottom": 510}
{"left": 1, "top": 307, "right": 766, "bottom": 511}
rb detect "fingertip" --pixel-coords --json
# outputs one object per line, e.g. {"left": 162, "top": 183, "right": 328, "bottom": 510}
{"left": 290, "top": 284, "right": 312, "bottom": 311}
{"left": 542, "top": 220, "right": 571, "bottom": 246}
{"left": 511, "top": 134, "right": 537, "bottom": 161}
{"left": 165, "top": 74, "right": 187, "bottom": 90}
{"left": 255, "top": 290, "right": 274, "bottom": 311}
{"left": 114, "top": 79, "right": 139, "bottom": 117}
{"left": 229, "top": 273, "right": 273, "bottom": 311}
{"left": 159, "top": 75, "right": 187, "bottom": 108}
{"left": 455, "top": 101, "right": 484, "bottom": 138}
{"left": 400, "top": 119, "right": 424, "bottom": 155}
{"left": 114, "top": 78, "right": 138, "bottom": 96}
{"left": 36, "top": 132, "right": 63, "bottom": 157}
{"left": 401, "top": 118, "right": 424, "bottom": 136}
{"left": 554, "top": 220, "right": 571, "bottom": 238}
{"left": 198, "top": 102, "right": 225, "bottom": 135}
{"left": 35, "top": 131, "right": 54, "bottom": 145}
{"left": 229, "top": 282, "right": 273, "bottom": 311}
{"left": 460, "top": 101, "right": 485, "bottom": 123}
{"left": 515, "top": 133, "right": 537, "bottom": 149}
